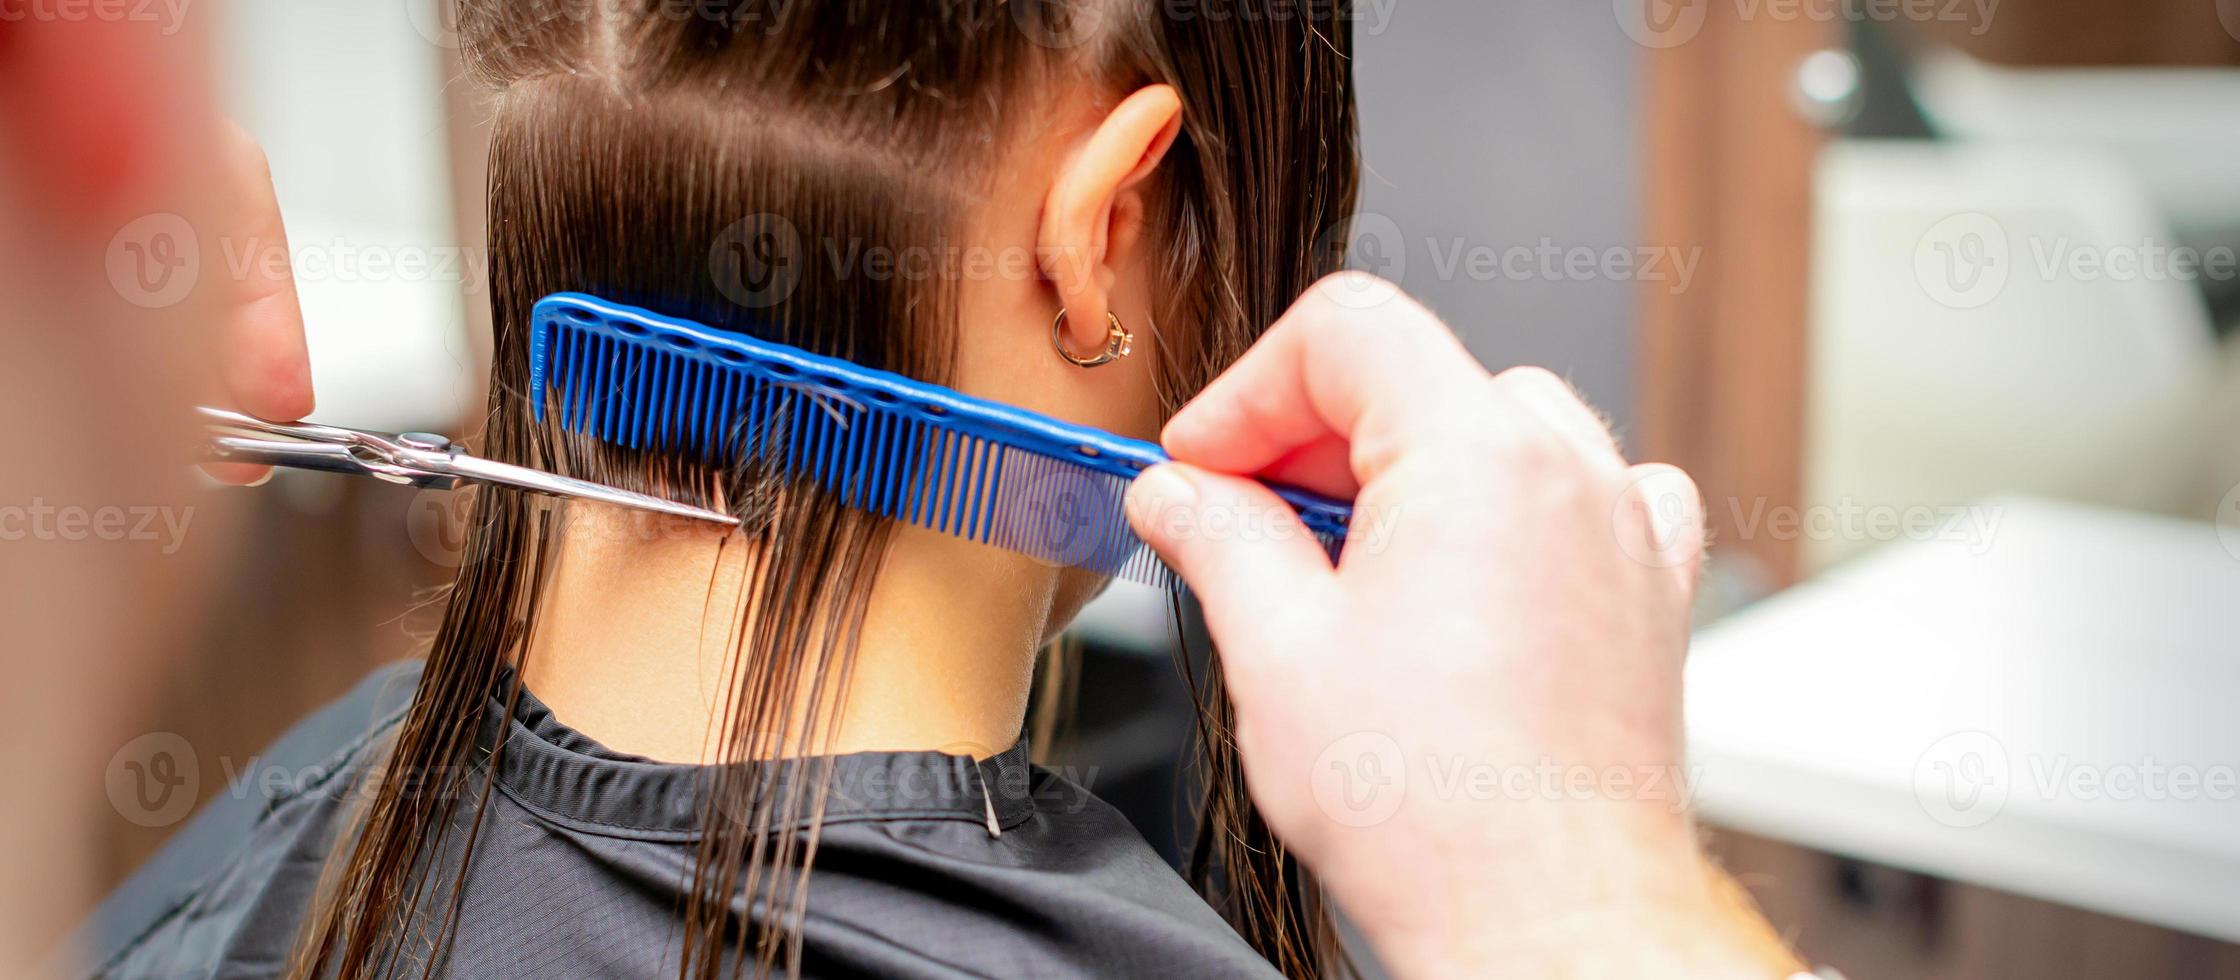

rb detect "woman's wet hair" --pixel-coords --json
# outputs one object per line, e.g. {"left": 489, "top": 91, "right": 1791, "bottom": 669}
{"left": 289, "top": 2, "right": 1358, "bottom": 977}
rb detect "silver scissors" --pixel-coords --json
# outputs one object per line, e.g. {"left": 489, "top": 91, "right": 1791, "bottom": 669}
{"left": 198, "top": 406, "right": 740, "bottom": 527}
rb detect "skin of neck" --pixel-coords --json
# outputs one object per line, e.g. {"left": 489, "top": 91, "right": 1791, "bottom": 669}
{"left": 520, "top": 504, "right": 1085, "bottom": 764}
{"left": 514, "top": 84, "right": 1176, "bottom": 765}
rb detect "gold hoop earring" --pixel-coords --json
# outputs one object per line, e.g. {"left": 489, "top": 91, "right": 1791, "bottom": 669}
{"left": 1051, "top": 309, "right": 1133, "bottom": 368}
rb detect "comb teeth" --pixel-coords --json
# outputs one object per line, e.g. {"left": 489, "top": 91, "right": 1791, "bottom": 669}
{"left": 529, "top": 294, "right": 1349, "bottom": 590}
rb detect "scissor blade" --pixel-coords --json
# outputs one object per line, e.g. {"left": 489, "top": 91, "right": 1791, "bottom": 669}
{"left": 439, "top": 454, "right": 740, "bottom": 527}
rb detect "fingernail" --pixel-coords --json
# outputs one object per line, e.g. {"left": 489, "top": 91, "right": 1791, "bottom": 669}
{"left": 196, "top": 462, "right": 275, "bottom": 488}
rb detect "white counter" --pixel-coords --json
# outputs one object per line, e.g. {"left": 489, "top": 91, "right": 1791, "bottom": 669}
{"left": 1686, "top": 496, "right": 2240, "bottom": 942}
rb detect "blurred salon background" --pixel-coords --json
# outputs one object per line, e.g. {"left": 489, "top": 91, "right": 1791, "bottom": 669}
{"left": 102, "top": 1, "right": 2240, "bottom": 977}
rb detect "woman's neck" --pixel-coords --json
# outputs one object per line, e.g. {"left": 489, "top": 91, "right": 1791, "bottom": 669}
{"left": 518, "top": 503, "right": 1059, "bottom": 763}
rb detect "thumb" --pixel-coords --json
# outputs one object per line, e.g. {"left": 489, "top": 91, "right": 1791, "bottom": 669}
{"left": 1126, "top": 463, "right": 1337, "bottom": 636}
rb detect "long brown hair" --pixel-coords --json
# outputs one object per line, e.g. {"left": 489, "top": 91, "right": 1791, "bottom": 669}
{"left": 291, "top": 2, "right": 1358, "bottom": 977}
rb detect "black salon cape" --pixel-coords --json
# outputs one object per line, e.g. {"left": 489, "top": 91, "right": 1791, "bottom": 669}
{"left": 82, "top": 662, "right": 1282, "bottom": 979}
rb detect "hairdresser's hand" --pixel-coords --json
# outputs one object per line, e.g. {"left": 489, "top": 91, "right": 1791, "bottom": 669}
{"left": 1126, "top": 275, "right": 1798, "bottom": 978}
{"left": 202, "top": 119, "right": 315, "bottom": 484}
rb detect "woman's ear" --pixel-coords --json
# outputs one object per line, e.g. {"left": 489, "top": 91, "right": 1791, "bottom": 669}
{"left": 1036, "top": 85, "right": 1183, "bottom": 354}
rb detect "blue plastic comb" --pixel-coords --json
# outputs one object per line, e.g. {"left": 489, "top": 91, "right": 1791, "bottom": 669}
{"left": 528, "top": 293, "right": 1352, "bottom": 589}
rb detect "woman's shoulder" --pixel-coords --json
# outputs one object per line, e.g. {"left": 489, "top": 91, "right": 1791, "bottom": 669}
{"left": 81, "top": 664, "right": 1287, "bottom": 980}
{"left": 78, "top": 660, "right": 423, "bottom": 978}
{"left": 787, "top": 761, "right": 1286, "bottom": 978}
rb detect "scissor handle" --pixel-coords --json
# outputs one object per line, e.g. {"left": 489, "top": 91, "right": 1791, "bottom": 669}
{"left": 203, "top": 436, "right": 455, "bottom": 488}
{"left": 199, "top": 406, "right": 450, "bottom": 487}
